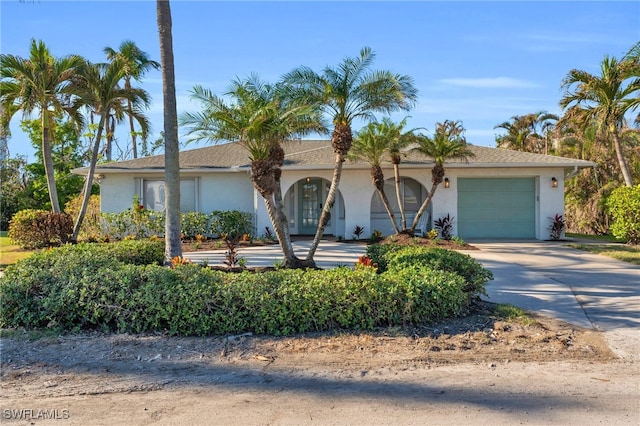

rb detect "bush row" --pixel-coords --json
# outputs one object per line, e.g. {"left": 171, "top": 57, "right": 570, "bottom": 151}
{"left": 100, "top": 209, "right": 254, "bottom": 241}
{"left": 0, "top": 241, "right": 492, "bottom": 336}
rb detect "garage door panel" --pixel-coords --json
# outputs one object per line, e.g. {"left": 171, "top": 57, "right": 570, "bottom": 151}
{"left": 457, "top": 178, "right": 535, "bottom": 239}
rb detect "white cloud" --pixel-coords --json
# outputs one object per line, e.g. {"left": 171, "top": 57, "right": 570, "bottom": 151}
{"left": 440, "top": 77, "right": 540, "bottom": 89}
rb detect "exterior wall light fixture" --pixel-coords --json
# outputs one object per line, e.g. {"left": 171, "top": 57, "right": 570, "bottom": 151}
{"left": 444, "top": 177, "right": 450, "bottom": 188}
{"left": 551, "top": 177, "right": 558, "bottom": 188}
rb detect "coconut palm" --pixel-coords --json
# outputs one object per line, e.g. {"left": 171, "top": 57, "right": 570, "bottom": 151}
{"left": 560, "top": 51, "right": 640, "bottom": 187}
{"left": 71, "top": 58, "right": 151, "bottom": 241}
{"left": 283, "top": 47, "right": 417, "bottom": 261}
{"left": 410, "top": 120, "right": 474, "bottom": 233}
{"left": 0, "top": 39, "right": 85, "bottom": 213}
{"left": 349, "top": 121, "right": 401, "bottom": 234}
{"left": 157, "top": 0, "right": 182, "bottom": 263}
{"left": 180, "top": 75, "right": 326, "bottom": 268}
{"left": 104, "top": 40, "right": 159, "bottom": 159}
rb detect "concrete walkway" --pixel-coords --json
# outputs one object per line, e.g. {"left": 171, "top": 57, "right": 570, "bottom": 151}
{"left": 183, "top": 239, "right": 368, "bottom": 269}
{"left": 466, "top": 241, "right": 640, "bottom": 361}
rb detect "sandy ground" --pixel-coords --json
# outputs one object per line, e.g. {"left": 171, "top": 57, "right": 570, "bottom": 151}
{"left": 2, "top": 303, "right": 638, "bottom": 425}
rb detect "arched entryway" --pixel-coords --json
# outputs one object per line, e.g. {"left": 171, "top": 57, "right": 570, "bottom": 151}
{"left": 284, "top": 178, "right": 345, "bottom": 236}
{"left": 370, "top": 177, "right": 430, "bottom": 236}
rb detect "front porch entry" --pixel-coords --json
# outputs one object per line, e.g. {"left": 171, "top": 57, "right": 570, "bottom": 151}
{"left": 284, "top": 178, "right": 345, "bottom": 236}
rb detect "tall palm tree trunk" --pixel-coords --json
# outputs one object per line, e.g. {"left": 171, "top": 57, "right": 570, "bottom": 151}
{"left": 612, "top": 130, "right": 634, "bottom": 186}
{"left": 377, "top": 188, "right": 401, "bottom": 234}
{"left": 41, "top": 115, "right": 61, "bottom": 213}
{"left": 128, "top": 105, "right": 138, "bottom": 158}
{"left": 305, "top": 153, "right": 342, "bottom": 263}
{"left": 264, "top": 191, "right": 306, "bottom": 268}
{"left": 272, "top": 174, "right": 308, "bottom": 267}
{"left": 410, "top": 183, "right": 438, "bottom": 232}
{"left": 393, "top": 163, "right": 406, "bottom": 230}
{"left": 157, "top": 0, "right": 182, "bottom": 263}
{"left": 72, "top": 116, "right": 106, "bottom": 241}
{"left": 372, "top": 165, "right": 400, "bottom": 234}
{"left": 124, "top": 77, "right": 140, "bottom": 159}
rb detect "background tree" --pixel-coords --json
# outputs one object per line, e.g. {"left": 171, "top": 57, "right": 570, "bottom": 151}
{"left": 411, "top": 120, "right": 474, "bottom": 233}
{"left": 71, "top": 58, "right": 150, "bottom": 241}
{"left": 494, "top": 111, "right": 558, "bottom": 154}
{"left": 283, "top": 47, "right": 417, "bottom": 261}
{"left": 104, "top": 40, "right": 159, "bottom": 159}
{"left": 157, "top": 0, "right": 182, "bottom": 263}
{"left": 181, "top": 76, "right": 326, "bottom": 268}
{"left": 0, "top": 155, "right": 30, "bottom": 230}
{"left": 560, "top": 51, "right": 640, "bottom": 187}
{"left": 19, "top": 117, "right": 88, "bottom": 212}
{"left": 0, "top": 39, "right": 85, "bottom": 213}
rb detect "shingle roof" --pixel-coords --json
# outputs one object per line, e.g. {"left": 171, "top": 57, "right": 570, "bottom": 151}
{"left": 74, "top": 140, "right": 595, "bottom": 175}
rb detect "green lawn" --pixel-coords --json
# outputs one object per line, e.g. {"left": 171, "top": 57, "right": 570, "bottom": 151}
{"left": 0, "top": 236, "right": 37, "bottom": 268}
{"left": 566, "top": 232, "right": 626, "bottom": 243}
{"left": 567, "top": 243, "right": 640, "bottom": 265}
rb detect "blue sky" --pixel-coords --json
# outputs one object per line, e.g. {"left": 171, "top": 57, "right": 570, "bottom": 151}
{"left": 2, "top": 0, "right": 639, "bottom": 161}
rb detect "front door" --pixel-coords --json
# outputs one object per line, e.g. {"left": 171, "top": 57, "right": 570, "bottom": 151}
{"left": 299, "top": 179, "right": 322, "bottom": 234}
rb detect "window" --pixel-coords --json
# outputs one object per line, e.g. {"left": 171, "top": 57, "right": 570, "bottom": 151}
{"left": 139, "top": 178, "right": 198, "bottom": 212}
{"left": 371, "top": 177, "right": 424, "bottom": 214}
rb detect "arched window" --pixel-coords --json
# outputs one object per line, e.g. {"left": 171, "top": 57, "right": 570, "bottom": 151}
{"left": 370, "top": 177, "right": 428, "bottom": 236}
{"left": 371, "top": 177, "right": 424, "bottom": 215}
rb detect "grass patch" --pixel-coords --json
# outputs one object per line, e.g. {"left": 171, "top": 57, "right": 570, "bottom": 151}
{"left": 0, "top": 236, "right": 37, "bottom": 268}
{"left": 566, "top": 232, "right": 625, "bottom": 243}
{"left": 493, "top": 304, "right": 537, "bottom": 326}
{"left": 567, "top": 243, "right": 640, "bottom": 265}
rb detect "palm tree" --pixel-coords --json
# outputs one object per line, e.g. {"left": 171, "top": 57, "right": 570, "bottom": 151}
{"left": 0, "top": 39, "right": 84, "bottom": 213}
{"left": 410, "top": 120, "right": 474, "bottom": 233}
{"left": 157, "top": 0, "right": 182, "bottom": 263}
{"left": 104, "top": 40, "right": 159, "bottom": 159}
{"left": 71, "top": 58, "right": 151, "bottom": 241}
{"left": 380, "top": 117, "right": 421, "bottom": 230}
{"left": 349, "top": 120, "right": 401, "bottom": 234}
{"left": 180, "top": 76, "right": 326, "bottom": 268}
{"left": 494, "top": 111, "right": 558, "bottom": 154}
{"left": 560, "top": 51, "right": 640, "bottom": 187}
{"left": 283, "top": 47, "right": 418, "bottom": 261}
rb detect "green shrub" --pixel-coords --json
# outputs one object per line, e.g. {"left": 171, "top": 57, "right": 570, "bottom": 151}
{"left": 210, "top": 210, "right": 253, "bottom": 238}
{"left": 365, "top": 243, "right": 403, "bottom": 272}
{"left": 385, "top": 246, "right": 492, "bottom": 297}
{"left": 8, "top": 209, "right": 73, "bottom": 249}
{"left": 181, "top": 212, "right": 210, "bottom": 239}
{"left": 0, "top": 240, "right": 492, "bottom": 335}
{"left": 607, "top": 185, "right": 640, "bottom": 244}
{"left": 100, "top": 208, "right": 253, "bottom": 241}
{"left": 65, "top": 194, "right": 101, "bottom": 241}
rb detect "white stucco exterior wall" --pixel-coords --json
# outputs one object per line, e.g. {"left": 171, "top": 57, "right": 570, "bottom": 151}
{"left": 98, "top": 165, "right": 568, "bottom": 241}
{"left": 100, "top": 175, "right": 139, "bottom": 213}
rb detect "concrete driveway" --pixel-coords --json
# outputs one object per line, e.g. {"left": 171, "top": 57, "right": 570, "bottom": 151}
{"left": 466, "top": 241, "right": 640, "bottom": 361}
{"left": 184, "top": 239, "right": 639, "bottom": 360}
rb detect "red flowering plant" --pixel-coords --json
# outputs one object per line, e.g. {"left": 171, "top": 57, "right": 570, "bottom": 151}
{"left": 355, "top": 255, "right": 378, "bottom": 270}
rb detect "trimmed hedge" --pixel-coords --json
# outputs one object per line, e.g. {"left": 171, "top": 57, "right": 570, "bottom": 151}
{"left": 0, "top": 242, "right": 492, "bottom": 336}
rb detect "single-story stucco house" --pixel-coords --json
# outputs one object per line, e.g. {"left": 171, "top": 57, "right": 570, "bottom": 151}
{"left": 73, "top": 140, "right": 595, "bottom": 240}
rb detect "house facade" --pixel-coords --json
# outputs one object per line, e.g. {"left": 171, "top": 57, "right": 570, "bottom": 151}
{"left": 75, "top": 140, "right": 595, "bottom": 240}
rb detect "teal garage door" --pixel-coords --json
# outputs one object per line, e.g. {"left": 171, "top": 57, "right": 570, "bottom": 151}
{"left": 457, "top": 178, "right": 536, "bottom": 239}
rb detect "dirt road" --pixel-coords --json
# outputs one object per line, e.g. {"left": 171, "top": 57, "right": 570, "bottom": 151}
{"left": 2, "top": 309, "right": 638, "bottom": 425}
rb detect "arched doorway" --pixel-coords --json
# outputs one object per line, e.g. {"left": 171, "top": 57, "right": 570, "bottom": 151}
{"left": 370, "top": 177, "right": 430, "bottom": 236}
{"left": 284, "top": 178, "right": 345, "bottom": 236}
